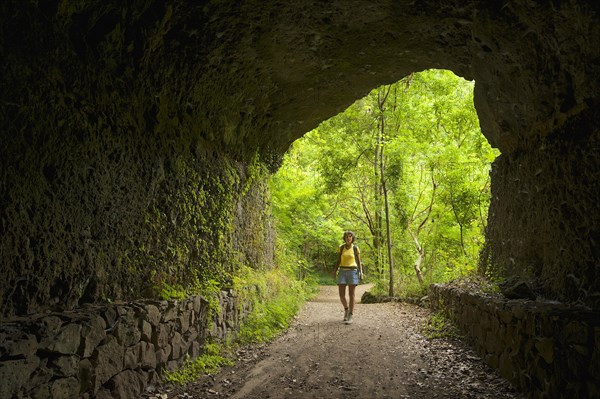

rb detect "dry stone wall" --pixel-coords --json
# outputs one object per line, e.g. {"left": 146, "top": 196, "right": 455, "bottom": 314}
{"left": 0, "top": 289, "right": 249, "bottom": 399}
{"left": 429, "top": 284, "right": 600, "bottom": 399}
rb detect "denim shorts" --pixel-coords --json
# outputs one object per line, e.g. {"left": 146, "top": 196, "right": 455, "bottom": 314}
{"left": 338, "top": 269, "right": 359, "bottom": 285}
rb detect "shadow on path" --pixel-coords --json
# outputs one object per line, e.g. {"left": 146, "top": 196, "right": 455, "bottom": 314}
{"left": 156, "top": 284, "right": 524, "bottom": 399}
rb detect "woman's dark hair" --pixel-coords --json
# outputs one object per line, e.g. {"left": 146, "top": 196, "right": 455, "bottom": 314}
{"left": 343, "top": 231, "right": 355, "bottom": 243}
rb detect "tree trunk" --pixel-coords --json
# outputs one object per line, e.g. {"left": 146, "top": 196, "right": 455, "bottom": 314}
{"left": 407, "top": 228, "right": 424, "bottom": 284}
{"left": 383, "top": 177, "right": 394, "bottom": 296}
{"left": 413, "top": 247, "right": 425, "bottom": 284}
{"left": 374, "top": 122, "right": 383, "bottom": 276}
{"left": 449, "top": 192, "right": 468, "bottom": 256}
{"left": 378, "top": 87, "right": 394, "bottom": 297}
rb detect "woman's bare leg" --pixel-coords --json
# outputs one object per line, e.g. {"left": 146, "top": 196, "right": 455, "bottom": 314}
{"left": 348, "top": 284, "right": 356, "bottom": 313}
{"left": 338, "top": 284, "right": 348, "bottom": 309}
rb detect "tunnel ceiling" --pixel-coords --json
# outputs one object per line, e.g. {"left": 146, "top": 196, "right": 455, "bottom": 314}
{"left": 3, "top": 0, "right": 597, "bottom": 160}
{"left": 1, "top": 0, "right": 599, "bottom": 316}
{"left": 145, "top": 0, "right": 598, "bottom": 156}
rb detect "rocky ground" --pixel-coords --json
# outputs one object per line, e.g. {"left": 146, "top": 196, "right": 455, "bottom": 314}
{"left": 142, "top": 284, "right": 525, "bottom": 399}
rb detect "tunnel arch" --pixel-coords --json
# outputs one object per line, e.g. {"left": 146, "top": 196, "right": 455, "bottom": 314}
{"left": 198, "top": 0, "right": 598, "bottom": 157}
{"left": 231, "top": 0, "right": 598, "bottom": 306}
{"left": 0, "top": 0, "right": 598, "bottom": 316}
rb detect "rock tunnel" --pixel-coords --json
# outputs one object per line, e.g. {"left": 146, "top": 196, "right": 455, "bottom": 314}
{"left": 1, "top": 1, "right": 600, "bottom": 397}
{"left": 0, "top": 0, "right": 599, "bottom": 346}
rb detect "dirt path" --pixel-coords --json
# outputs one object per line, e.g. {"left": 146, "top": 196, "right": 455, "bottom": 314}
{"left": 151, "top": 285, "right": 524, "bottom": 399}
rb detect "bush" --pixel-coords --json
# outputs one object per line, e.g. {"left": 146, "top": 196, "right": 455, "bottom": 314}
{"left": 235, "top": 266, "right": 317, "bottom": 344}
{"left": 165, "top": 342, "right": 233, "bottom": 384}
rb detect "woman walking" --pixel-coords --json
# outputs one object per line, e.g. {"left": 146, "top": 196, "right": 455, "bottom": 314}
{"left": 333, "top": 231, "right": 364, "bottom": 324}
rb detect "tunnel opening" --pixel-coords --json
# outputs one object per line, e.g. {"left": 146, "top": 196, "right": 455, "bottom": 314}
{"left": 270, "top": 69, "right": 500, "bottom": 298}
{"left": 0, "top": 0, "right": 597, "bottom": 318}
{"left": 0, "top": 1, "right": 598, "bottom": 397}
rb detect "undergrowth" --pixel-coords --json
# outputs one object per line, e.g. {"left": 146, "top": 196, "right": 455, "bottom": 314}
{"left": 235, "top": 265, "right": 318, "bottom": 344}
{"left": 164, "top": 342, "right": 233, "bottom": 384}
{"left": 157, "top": 276, "right": 223, "bottom": 320}
{"left": 366, "top": 275, "right": 429, "bottom": 300}
{"left": 421, "top": 311, "right": 462, "bottom": 339}
{"left": 164, "top": 264, "right": 317, "bottom": 384}
{"left": 314, "top": 270, "right": 338, "bottom": 286}
{"left": 367, "top": 272, "right": 501, "bottom": 302}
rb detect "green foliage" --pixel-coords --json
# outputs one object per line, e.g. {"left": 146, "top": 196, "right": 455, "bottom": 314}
{"left": 367, "top": 279, "right": 392, "bottom": 299}
{"left": 421, "top": 311, "right": 462, "bottom": 340}
{"left": 154, "top": 274, "right": 223, "bottom": 320}
{"left": 234, "top": 266, "right": 318, "bottom": 344}
{"left": 396, "top": 277, "right": 430, "bottom": 299}
{"left": 164, "top": 265, "right": 316, "bottom": 384}
{"left": 270, "top": 69, "right": 499, "bottom": 294}
{"left": 157, "top": 283, "right": 188, "bottom": 301}
{"left": 314, "top": 270, "right": 339, "bottom": 286}
{"left": 192, "top": 277, "right": 223, "bottom": 318}
{"left": 269, "top": 152, "right": 343, "bottom": 274}
{"left": 165, "top": 341, "right": 233, "bottom": 384}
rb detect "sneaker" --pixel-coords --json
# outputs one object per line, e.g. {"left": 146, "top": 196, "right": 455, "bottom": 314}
{"left": 345, "top": 313, "right": 353, "bottom": 324}
{"left": 343, "top": 308, "right": 349, "bottom": 321}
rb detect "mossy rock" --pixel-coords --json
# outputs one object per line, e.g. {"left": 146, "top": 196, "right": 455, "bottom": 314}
{"left": 360, "top": 291, "right": 381, "bottom": 304}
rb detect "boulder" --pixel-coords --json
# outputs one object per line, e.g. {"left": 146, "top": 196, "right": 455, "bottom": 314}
{"left": 91, "top": 336, "right": 124, "bottom": 390}
{"left": 114, "top": 310, "right": 142, "bottom": 347}
{"left": 142, "top": 304, "right": 161, "bottom": 327}
{"left": 139, "top": 341, "right": 157, "bottom": 369}
{"left": 0, "top": 330, "right": 37, "bottom": 357}
{"left": 42, "top": 323, "right": 82, "bottom": 355}
{"left": 124, "top": 343, "right": 142, "bottom": 369}
{"left": 50, "top": 377, "right": 79, "bottom": 399}
{"left": 0, "top": 357, "right": 40, "bottom": 399}
{"left": 49, "top": 355, "right": 80, "bottom": 378}
{"left": 80, "top": 315, "right": 107, "bottom": 358}
{"left": 106, "top": 369, "right": 145, "bottom": 399}
{"left": 499, "top": 278, "right": 536, "bottom": 300}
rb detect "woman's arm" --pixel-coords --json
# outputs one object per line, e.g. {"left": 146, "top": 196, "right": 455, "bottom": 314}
{"left": 356, "top": 251, "right": 364, "bottom": 279}
{"left": 333, "top": 247, "right": 340, "bottom": 278}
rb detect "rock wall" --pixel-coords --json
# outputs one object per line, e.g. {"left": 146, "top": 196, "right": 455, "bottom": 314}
{"left": 429, "top": 284, "right": 600, "bottom": 399}
{"left": 0, "top": 290, "right": 249, "bottom": 399}
{"left": 0, "top": 0, "right": 599, "bottom": 337}
{"left": 485, "top": 117, "right": 600, "bottom": 307}
{"left": 0, "top": 0, "right": 278, "bottom": 319}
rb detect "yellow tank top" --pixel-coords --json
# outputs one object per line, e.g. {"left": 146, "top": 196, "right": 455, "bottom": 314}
{"left": 339, "top": 245, "right": 359, "bottom": 267}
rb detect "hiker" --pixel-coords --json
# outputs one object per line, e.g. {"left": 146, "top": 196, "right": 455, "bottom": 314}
{"left": 333, "top": 230, "right": 364, "bottom": 324}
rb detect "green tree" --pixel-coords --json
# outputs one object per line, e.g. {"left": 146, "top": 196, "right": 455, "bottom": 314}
{"left": 270, "top": 69, "right": 499, "bottom": 295}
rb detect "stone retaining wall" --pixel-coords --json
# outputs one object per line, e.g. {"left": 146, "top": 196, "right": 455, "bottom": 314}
{"left": 0, "top": 290, "right": 250, "bottom": 399}
{"left": 429, "top": 284, "right": 600, "bottom": 399}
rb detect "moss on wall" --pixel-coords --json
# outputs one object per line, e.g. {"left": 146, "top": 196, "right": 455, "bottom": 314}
{"left": 1, "top": 0, "right": 599, "bottom": 316}
{"left": 0, "top": 108, "right": 277, "bottom": 316}
{"left": 0, "top": 0, "right": 276, "bottom": 317}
